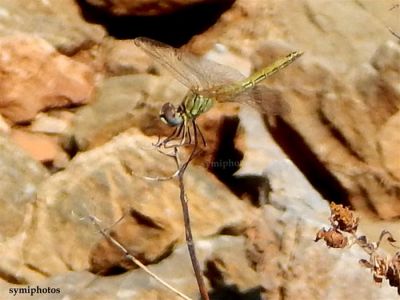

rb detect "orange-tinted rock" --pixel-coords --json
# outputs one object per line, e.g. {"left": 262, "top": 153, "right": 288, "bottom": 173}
{"left": 10, "top": 129, "right": 65, "bottom": 164}
{"left": 0, "top": 35, "right": 95, "bottom": 123}
{"left": 22, "top": 131, "right": 250, "bottom": 277}
{"left": 379, "top": 112, "right": 400, "bottom": 181}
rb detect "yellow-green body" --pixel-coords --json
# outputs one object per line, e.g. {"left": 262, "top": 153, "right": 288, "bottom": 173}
{"left": 178, "top": 50, "right": 303, "bottom": 124}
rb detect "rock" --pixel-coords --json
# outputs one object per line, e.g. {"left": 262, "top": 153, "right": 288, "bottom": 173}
{"left": 71, "top": 74, "right": 185, "bottom": 150}
{"left": 204, "top": 236, "right": 260, "bottom": 296}
{"left": 0, "top": 135, "right": 48, "bottom": 237}
{"left": 10, "top": 129, "right": 67, "bottom": 165}
{"left": 0, "top": 35, "right": 96, "bottom": 124}
{"left": 0, "top": 115, "right": 10, "bottom": 134}
{"left": 89, "top": 208, "right": 179, "bottom": 275}
{"left": 203, "top": 43, "right": 252, "bottom": 76}
{"left": 0, "top": 235, "right": 254, "bottom": 300}
{"left": 187, "top": 0, "right": 400, "bottom": 219}
{"left": 379, "top": 112, "right": 400, "bottom": 181}
{"left": 1, "top": 0, "right": 400, "bottom": 298}
{"left": 0, "top": 0, "right": 105, "bottom": 55}
{"left": 246, "top": 158, "right": 398, "bottom": 300}
{"left": 189, "top": 0, "right": 399, "bottom": 68}
{"left": 19, "top": 130, "right": 251, "bottom": 280}
{"left": 0, "top": 134, "right": 48, "bottom": 283}
{"left": 29, "top": 112, "right": 73, "bottom": 135}
{"left": 84, "top": 0, "right": 224, "bottom": 16}
{"left": 236, "top": 104, "right": 398, "bottom": 299}
{"left": 103, "top": 39, "right": 154, "bottom": 75}
{"left": 236, "top": 110, "right": 396, "bottom": 298}
{"left": 247, "top": 39, "right": 400, "bottom": 219}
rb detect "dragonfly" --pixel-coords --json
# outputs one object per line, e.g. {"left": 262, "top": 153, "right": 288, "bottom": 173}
{"left": 134, "top": 37, "right": 303, "bottom": 148}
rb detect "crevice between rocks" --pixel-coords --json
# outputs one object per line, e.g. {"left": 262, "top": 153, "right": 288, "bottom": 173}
{"left": 209, "top": 115, "right": 351, "bottom": 207}
{"left": 268, "top": 118, "right": 351, "bottom": 206}
{"left": 0, "top": 268, "right": 28, "bottom": 285}
{"left": 208, "top": 116, "right": 267, "bottom": 206}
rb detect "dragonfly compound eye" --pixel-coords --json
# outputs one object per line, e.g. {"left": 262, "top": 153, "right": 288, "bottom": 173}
{"left": 160, "top": 102, "right": 183, "bottom": 126}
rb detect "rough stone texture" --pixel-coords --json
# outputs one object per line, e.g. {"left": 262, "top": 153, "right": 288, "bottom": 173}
{"left": 189, "top": 0, "right": 399, "bottom": 66}
{"left": 0, "top": 235, "right": 256, "bottom": 300}
{"left": 19, "top": 130, "right": 251, "bottom": 281}
{"left": 187, "top": 0, "right": 400, "bottom": 219}
{"left": 0, "top": 114, "right": 10, "bottom": 134}
{"left": 0, "top": 135, "right": 48, "bottom": 238}
{"left": 262, "top": 40, "right": 400, "bottom": 219}
{"left": 247, "top": 161, "right": 399, "bottom": 300}
{"left": 379, "top": 112, "right": 400, "bottom": 181}
{"left": 104, "top": 39, "right": 153, "bottom": 75}
{"left": 84, "top": 0, "right": 227, "bottom": 16}
{"left": 29, "top": 112, "right": 73, "bottom": 136}
{"left": 204, "top": 236, "right": 260, "bottom": 295}
{"left": 0, "top": 35, "right": 96, "bottom": 123}
{"left": 0, "top": 134, "right": 48, "bottom": 284}
{"left": 9, "top": 129, "right": 67, "bottom": 165}
{"left": 0, "top": 0, "right": 400, "bottom": 299}
{"left": 0, "top": 0, "right": 105, "bottom": 54}
{"left": 71, "top": 74, "right": 183, "bottom": 150}
{"left": 237, "top": 111, "right": 397, "bottom": 300}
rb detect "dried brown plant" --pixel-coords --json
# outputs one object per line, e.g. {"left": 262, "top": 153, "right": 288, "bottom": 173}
{"left": 315, "top": 202, "right": 400, "bottom": 295}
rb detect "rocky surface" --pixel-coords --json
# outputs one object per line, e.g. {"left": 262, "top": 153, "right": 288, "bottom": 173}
{"left": 70, "top": 74, "right": 181, "bottom": 150}
{"left": 187, "top": 0, "right": 400, "bottom": 219}
{"left": 0, "top": 0, "right": 399, "bottom": 299}
{"left": 0, "top": 35, "right": 95, "bottom": 123}
{"left": 0, "top": 0, "right": 105, "bottom": 54}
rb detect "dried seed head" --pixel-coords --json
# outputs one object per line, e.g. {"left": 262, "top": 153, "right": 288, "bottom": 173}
{"left": 329, "top": 202, "right": 359, "bottom": 233}
{"left": 387, "top": 252, "right": 400, "bottom": 290}
{"left": 315, "top": 228, "right": 348, "bottom": 248}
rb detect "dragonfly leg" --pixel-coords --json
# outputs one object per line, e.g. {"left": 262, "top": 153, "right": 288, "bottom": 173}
{"left": 186, "top": 122, "right": 193, "bottom": 145}
{"left": 154, "top": 129, "right": 173, "bottom": 148}
{"left": 174, "top": 123, "right": 185, "bottom": 141}
{"left": 194, "top": 121, "right": 207, "bottom": 147}
{"left": 179, "top": 122, "right": 188, "bottom": 146}
{"left": 158, "top": 123, "right": 184, "bottom": 148}
{"left": 156, "top": 118, "right": 207, "bottom": 151}
{"left": 153, "top": 135, "right": 163, "bottom": 147}
{"left": 180, "top": 120, "right": 201, "bottom": 170}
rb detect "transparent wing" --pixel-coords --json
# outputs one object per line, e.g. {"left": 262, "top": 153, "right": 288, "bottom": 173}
{"left": 215, "top": 85, "right": 291, "bottom": 117}
{"left": 134, "top": 37, "right": 245, "bottom": 92}
{"left": 210, "top": 50, "right": 302, "bottom": 114}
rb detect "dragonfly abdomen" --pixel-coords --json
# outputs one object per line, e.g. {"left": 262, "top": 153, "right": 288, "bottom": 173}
{"left": 241, "top": 51, "right": 303, "bottom": 89}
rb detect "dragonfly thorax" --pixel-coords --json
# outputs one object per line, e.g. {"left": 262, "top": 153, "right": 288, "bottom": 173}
{"left": 182, "top": 91, "right": 213, "bottom": 120}
{"left": 160, "top": 91, "right": 214, "bottom": 127}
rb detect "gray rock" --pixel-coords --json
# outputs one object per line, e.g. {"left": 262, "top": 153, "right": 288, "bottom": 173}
{"left": 0, "top": 0, "right": 105, "bottom": 54}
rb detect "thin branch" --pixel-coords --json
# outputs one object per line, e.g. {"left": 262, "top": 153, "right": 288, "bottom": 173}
{"left": 131, "top": 129, "right": 210, "bottom": 299}
{"left": 88, "top": 215, "right": 193, "bottom": 300}
{"left": 131, "top": 169, "right": 180, "bottom": 181}
{"left": 164, "top": 136, "right": 210, "bottom": 300}
{"left": 388, "top": 27, "right": 400, "bottom": 40}
{"left": 177, "top": 170, "right": 209, "bottom": 300}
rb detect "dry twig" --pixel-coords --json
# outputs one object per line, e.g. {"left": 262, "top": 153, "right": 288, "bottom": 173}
{"left": 87, "top": 215, "right": 193, "bottom": 300}
{"left": 130, "top": 142, "right": 209, "bottom": 300}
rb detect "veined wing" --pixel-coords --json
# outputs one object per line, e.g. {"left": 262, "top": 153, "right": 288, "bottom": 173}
{"left": 238, "top": 85, "right": 290, "bottom": 115}
{"left": 134, "top": 37, "right": 245, "bottom": 92}
{"left": 212, "top": 51, "right": 303, "bottom": 97}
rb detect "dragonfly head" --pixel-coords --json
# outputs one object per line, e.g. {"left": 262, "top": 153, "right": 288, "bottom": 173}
{"left": 160, "top": 102, "right": 184, "bottom": 127}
